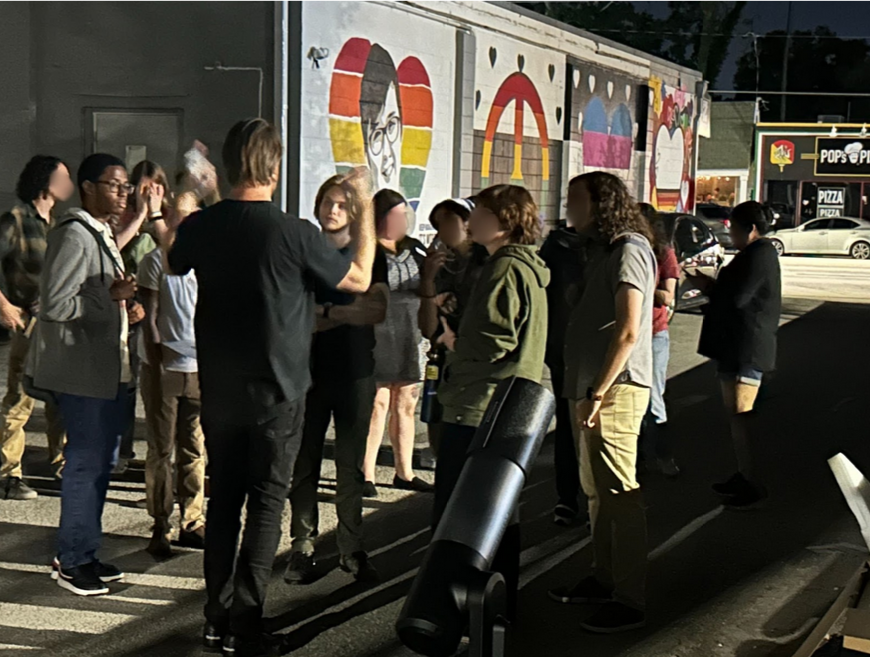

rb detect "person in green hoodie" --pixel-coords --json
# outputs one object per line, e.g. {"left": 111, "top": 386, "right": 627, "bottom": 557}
{"left": 434, "top": 184, "right": 550, "bottom": 618}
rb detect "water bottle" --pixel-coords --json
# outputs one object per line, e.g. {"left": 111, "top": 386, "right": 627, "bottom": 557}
{"left": 420, "top": 347, "right": 444, "bottom": 424}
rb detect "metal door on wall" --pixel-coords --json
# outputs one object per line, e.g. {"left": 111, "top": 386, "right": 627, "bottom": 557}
{"left": 87, "top": 109, "right": 183, "bottom": 183}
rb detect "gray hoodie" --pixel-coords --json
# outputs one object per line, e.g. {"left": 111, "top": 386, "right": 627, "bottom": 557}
{"left": 27, "top": 209, "right": 131, "bottom": 400}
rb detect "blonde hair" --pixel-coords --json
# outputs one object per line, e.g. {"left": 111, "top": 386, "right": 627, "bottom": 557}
{"left": 221, "top": 118, "right": 283, "bottom": 188}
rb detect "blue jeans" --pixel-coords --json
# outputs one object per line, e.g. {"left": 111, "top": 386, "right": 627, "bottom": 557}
{"left": 650, "top": 331, "right": 670, "bottom": 424}
{"left": 55, "top": 386, "right": 127, "bottom": 569}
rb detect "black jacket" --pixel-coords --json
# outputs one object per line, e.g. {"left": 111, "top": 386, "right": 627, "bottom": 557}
{"left": 698, "top": 238, "right": 782, "bottom": 372}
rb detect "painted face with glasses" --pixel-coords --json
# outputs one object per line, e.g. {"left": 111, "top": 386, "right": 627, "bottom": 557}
{"left": 365, "top": 82, "right": 403, "bottom": 190}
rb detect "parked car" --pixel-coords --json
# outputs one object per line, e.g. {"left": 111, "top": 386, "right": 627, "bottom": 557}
{"left": 769, "top": 217, "right": 870, "bottom": 260}
{"left": 696, "top": 203, "right": 734, "bottom": 250}
{"left": 662, "top": 213, "right": 724, "bottom": 320}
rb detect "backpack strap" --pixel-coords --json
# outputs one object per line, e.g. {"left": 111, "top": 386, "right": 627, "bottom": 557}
{"left": 64, "top": 218, "right": 124, "bottom": 278}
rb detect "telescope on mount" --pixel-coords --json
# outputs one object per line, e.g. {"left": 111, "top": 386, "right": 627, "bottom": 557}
{"left": 396, "top": 377, "right": 556, "bottom": 657}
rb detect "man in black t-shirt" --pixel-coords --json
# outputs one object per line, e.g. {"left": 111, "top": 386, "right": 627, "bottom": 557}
{"left": 168, "top": 120, "right": 376, "bottom": 657}
{"left": 286, "top": 176, "right": 389, "bottom": 585}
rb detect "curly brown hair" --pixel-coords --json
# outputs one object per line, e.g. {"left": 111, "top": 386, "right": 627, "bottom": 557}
{"left": 475, "top": 184, "right": 541, "bottom": 245}
{"left": 570, "top": 172, "right": 654, "bottom": 245}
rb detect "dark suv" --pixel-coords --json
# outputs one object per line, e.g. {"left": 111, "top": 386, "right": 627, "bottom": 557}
{"left": 661, "top": 213, "right": 724, "bottom": 320}
{"left": 696, "top": 203, "right": 734, "bottom": 250}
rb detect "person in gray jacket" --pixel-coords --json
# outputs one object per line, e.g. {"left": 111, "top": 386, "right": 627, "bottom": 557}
{"left": 28, "top": 153, "right": 143, "bottom": 597}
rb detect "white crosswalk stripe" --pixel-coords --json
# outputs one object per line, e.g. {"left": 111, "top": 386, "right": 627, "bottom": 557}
{"left": 0, "top": 602, "right": 137, "bottom": 634}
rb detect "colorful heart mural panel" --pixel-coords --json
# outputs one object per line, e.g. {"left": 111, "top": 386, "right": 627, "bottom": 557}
{"left": 329, "top": 37, "right": 433, "bottom": 212}
{"left": 649, "top": 75, "right": 696, "bottom": 213}
{"left": 570, "top": 62, "right": 641, "bottom": 176}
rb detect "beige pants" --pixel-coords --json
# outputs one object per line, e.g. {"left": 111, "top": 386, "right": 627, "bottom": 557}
{"left": 141, "top": 362, "right": 206, "bottom": 533}
{"left": 572, "top": 383, "right": 650, "bottom": 610}
{"left": 0, "top": 329, "right": 65, "bottom": 478}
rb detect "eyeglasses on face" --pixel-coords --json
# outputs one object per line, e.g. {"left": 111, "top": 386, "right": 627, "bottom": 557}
{"left": 368, "top": 115, "right": 402, "bottom": 157}
{"left": 95, "top": 180, "right": 134, "bottom": 195}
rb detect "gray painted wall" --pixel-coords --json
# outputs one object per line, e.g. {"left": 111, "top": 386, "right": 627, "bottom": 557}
{"left": 0, "top": 1, "right": 275, "bottom": 209}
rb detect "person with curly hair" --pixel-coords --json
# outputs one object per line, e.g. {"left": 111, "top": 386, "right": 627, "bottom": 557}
{"left": 434, "top": 184, "right": 550, "bottom": 620}
{"left": 550, "top": 172, "right": 656, "bottom": 634}
{"left": 0, "top": 156, "right": 74, "bottom": 498}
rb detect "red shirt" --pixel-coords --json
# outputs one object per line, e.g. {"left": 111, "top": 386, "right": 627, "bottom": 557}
{"left": 652, "top": 247, "right": 680, "bottom": 335}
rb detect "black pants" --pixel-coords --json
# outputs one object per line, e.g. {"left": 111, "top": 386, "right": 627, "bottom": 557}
{"left": 201, "top": 398, "right": 304, "bottom": 638}
{"left": 289, "top": 375, "right": 375, "bottom": 557}
{"left": 433, "top": 422, "right": 521, "bottom": 619}
{"left": 550, "top": 367, "right": 581, "bottom": 510}
{"left": 639, "top": 408, "right": 672, "bottom": 463}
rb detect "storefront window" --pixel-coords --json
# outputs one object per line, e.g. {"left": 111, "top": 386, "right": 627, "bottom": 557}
{"left": 862, "top": 183, "right": 870, "bottom": 222}
{"left": 800, "top": 182, "right": 862, "bottom": 222}
{"left": 764, "top": 180, "right": 797, "bottom": 228}
{"left": 696, "top": 176, "right": 739, "bottom": 207}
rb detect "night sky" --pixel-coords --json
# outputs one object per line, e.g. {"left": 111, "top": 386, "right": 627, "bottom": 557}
{"left": 634, "top": 1, "right": 870, "bottom": 88}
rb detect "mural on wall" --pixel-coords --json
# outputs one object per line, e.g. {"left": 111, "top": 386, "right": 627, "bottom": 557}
{"left": 570, "top": 64, "right": 640, "bottom": 174}
{"left": 649, "top": 75, "right": 696, "bottom": 213}
{"left": 299, "top": 2, "right": 455, "bottom": 238}
{"left": 329, "top": 38, "right": 433, "bottom": 213}
{"left": 474, "top": 34, "right": 565, "bottom": 223}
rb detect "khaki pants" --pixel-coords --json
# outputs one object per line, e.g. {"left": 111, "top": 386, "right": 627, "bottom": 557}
{"left": 141, "top": 362, "right": 206, "bottom": 533}
{"left": 572, "top": 383, "right": 650, "bottom": 610}
{"left": 0, "top": 329, "right": 65, "bottom": 478}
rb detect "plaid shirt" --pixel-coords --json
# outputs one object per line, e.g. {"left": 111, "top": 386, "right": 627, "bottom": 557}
{"left": 0, "top": 203, "right": 52, "bottom": 311}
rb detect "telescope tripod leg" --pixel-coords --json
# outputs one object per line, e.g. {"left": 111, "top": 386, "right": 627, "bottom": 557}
{"left": 467, "top": 571, "right": 508, "bottom": 657}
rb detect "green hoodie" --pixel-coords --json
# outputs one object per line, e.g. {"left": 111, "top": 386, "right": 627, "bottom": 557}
{"left": 438, "top": 244, "right": 550, "bottom": 428}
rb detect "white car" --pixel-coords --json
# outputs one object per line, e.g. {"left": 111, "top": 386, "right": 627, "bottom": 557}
{"left": 769, "top": 217, "right": 870, "bottom": 260}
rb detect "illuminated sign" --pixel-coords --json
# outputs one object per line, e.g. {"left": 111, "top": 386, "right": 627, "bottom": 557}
{"left": 815, "top": 138, "right": 870, "bottom": 176}
{"left": 770, "top": 139, "right": 795, "bottom": 172}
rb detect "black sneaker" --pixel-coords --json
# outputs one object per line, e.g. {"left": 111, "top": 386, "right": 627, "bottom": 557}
{"left": 393, "top": 475, "right": 435, "bottom": 493}
{"left": 223, "top": 632, "right": 282, "bottom": 657}
{"left": 553, "top": 503, "right": 580, "bottom": 526}
{"left": 712, "top": 472, "right": 748, "bottom": 497}
{"left": 203, "top": 621, "right": 226, "bottom": 652}
{"left": 179, "top": 525, "right": 206, "bottom": 550}
{"left": 52, "top": 557, "right": 124, "bottom": 583}
{"left": 580, "top": 602, "right": 646, "bottom": 634}
{"left": 54, "top": 562, "right": 110, "bottom": 596}
{"left": 362, "top": 481, "right": 378, "bottom": 498}
{"left": 549, "top": 577, "right": 613, "bottom": 605}
{"left": 339, "top": 551, "right": 379, "bottom": 583}
{"left": 147, "top": 525, "right": 173, "bottom": 559}
{"left": 284, "top": 551, "right": 316, "bottom": 585}
{"left": 725, "top": 484, "right": 768, "bottom": 511}
{"left": 1, "top": 476, "right": 38, "bottom": 500}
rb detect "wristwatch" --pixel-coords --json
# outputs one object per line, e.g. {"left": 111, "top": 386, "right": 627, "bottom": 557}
{"left": 586, "top": 387, "right": 604, "bottom": 402}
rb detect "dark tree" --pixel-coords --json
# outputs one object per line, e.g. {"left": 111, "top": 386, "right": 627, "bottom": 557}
{"left": 661, "top": 1, "right": 747, "bottom": 86}
{"left": 734, "top": 27, "right": 870, "bottom": 122}
{"left": 520, "top": 1, "right": 746, "bottom": 87}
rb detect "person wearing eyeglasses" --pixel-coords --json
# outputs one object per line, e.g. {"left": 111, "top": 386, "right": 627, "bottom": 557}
{"left": 360, "top": 44, "right": 403, "bottom": 191}
{"left": 28, "top": 153, "right": 142, "bottom": 597}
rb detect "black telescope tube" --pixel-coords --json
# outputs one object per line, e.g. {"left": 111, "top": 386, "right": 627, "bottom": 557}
{"left": 397, "top": 377, "right": 556, "bottom": 657}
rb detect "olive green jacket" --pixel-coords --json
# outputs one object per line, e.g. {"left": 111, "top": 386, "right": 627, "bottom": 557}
{"left": 438, "top": 244, "right": 550, "bottom": 427}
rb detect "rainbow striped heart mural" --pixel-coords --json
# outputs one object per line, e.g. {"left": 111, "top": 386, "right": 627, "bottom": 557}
{"left": 328, "top": 37, "right": 433, "bottom": 212}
